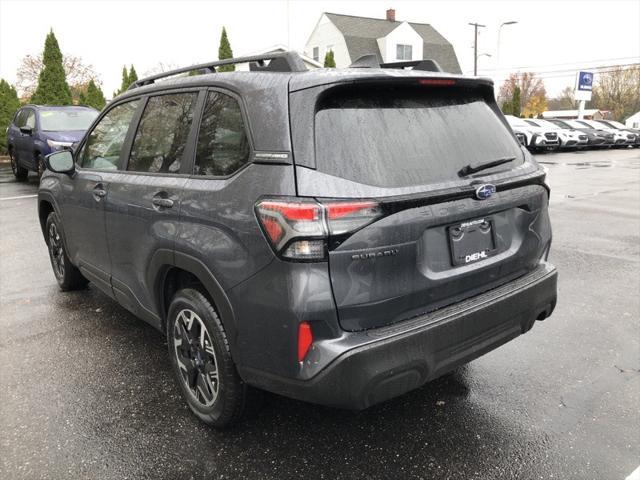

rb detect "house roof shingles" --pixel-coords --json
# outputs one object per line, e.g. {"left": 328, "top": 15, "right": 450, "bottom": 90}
{"left": 324, "top": 12, "right": 462, "bottom": 74}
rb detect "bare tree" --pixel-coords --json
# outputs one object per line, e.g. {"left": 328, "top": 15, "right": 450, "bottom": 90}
{"left": 590, "top": 66, "right": 640, "bottom": 121}
{"left": 498, "top": 72, "right": 547, "bottom": 112}
{"left": 547, "top": 86, "right": 576, "bottom": 111}
{"left": 16, "top": 54, "right": 100, "bottom": 98}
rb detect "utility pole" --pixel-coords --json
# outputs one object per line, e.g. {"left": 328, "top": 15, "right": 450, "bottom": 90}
{"left": 469, "top": 22, "right": 486, "bottom": 76}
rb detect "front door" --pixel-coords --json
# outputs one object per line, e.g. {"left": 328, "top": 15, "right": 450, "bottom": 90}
{"left": 59, "top": 99, "right": 141, "bottom": 296}
{"left": 104, "top": 91, "right": 200, "bottom": 322}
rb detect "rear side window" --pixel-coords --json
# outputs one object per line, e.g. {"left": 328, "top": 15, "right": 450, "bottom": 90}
{"left": 194, "top": 91, "right": 249, "bottom": 177}
{"left": 315, "top": 85, "right": 523, "bottom": 188}
{"left": 128, "top": 93, "right": 198, "bottom": 174}
{"left": 79, "top": 100, "right": 139, "bottom": 170}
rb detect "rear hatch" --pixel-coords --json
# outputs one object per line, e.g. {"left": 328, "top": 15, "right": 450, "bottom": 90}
{"left": 289, "top": 75, "right": 551, "bottom": 331}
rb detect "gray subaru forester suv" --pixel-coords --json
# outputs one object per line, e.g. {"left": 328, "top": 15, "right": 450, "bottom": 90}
{"left": 38, "top": 52, "right": 557, "bottom": 428}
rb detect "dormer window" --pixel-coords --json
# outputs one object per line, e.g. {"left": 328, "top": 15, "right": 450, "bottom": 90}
{"left": 312, "top": 47, "right": 319, "bottom": 61}
{"left": 396, "top": 44, "right": 412, "bottom": 60}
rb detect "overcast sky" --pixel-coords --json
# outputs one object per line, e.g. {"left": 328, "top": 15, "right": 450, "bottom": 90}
{"left": 1, "top": 0, "right": 639, "bottom": 98}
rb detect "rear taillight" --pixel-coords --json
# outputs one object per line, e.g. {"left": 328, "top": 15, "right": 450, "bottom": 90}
{"left": 255, "top": 198, "right": 382, "bottom": 261}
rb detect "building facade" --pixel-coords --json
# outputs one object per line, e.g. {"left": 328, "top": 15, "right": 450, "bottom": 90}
{"left": 304, "top": 10, "right": 461, "bottom": 73}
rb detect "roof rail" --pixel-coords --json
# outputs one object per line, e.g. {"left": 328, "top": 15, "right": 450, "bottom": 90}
{"left": 128, "top": 51, "right": 307, "bottom": 90}
{"left": 349, "top": 55, "right": 444, "bottom": 72}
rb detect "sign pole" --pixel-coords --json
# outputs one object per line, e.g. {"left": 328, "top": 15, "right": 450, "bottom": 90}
{"left": 577, "top": 100, "right": 586, "bottom": 120}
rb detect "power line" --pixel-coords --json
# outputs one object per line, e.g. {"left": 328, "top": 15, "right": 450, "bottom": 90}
{"left": 477, "top": 56, "right": 640, "bottom": 73}
{"left": 469, "top": 63, "right": 640, "bottom": 78}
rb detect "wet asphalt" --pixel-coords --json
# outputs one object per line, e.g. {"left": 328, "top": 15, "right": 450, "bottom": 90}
{"left": 0, "top": 148, "right": 638, "bottom": 480}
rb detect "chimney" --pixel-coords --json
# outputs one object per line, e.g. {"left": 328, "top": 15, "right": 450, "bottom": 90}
{"left": 386, "top": 8, "right": 395, "bottom": 22}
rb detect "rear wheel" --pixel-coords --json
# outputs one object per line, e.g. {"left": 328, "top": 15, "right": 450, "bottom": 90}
{"left": 9, "top": 149, "right": 28, "bottom": 181}
{"left": 167, "top": 288, "right": 258, "bottom": 428}
{"left": 45, "top": 212, "right": 88, "bottom": 291}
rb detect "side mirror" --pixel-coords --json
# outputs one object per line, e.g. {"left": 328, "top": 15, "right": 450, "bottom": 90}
{"left": 45, "top": 150, "right": 75, "bottom": 175}
{"left": 20, "top": 125, "right": 33, "bottom": 135}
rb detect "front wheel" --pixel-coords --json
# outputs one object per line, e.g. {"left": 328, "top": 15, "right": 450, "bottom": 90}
{"left": 167, "top": 288, "right": 258, "bottom": 428}
{"left": 45, "top": 212, "right": 88, "bottom": 291}
{"left": 9, "top": 149, "right": 28, "bottom": 181}
{"left": 37, "top": 153, "right": 45, "bottom": 179}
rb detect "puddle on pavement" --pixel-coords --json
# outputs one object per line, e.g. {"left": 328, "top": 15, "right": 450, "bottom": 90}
{"left": 567, "top": 160, "right": 613, "bottom": 169}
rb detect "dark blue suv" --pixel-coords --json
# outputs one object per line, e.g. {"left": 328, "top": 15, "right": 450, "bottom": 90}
{"left": 7, "top": 105, "right": 98, "bottom": 180}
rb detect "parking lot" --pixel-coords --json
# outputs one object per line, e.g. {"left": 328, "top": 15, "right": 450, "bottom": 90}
{"left": 0, "top": 148, "right": 638, "bottom": 479}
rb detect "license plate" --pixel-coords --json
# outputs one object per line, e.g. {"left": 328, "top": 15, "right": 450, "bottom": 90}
{"left": 448, "top": 217, "right": 497, "bottom": 266}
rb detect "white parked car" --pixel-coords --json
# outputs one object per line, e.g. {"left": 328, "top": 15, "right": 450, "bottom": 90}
{"left": 593, "top": 119, "right": 639, "bottom": 147}
{"left": 523, "top": 119, "right": 588, "bottom": 149}
{"left": 574, "top": 119, "right": 632, "bottom": 146}
{"left": 505, "top": 115, "right": 560, "bottom": 152}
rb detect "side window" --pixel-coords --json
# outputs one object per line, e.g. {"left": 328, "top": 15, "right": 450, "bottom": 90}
{"left": 78, "top": 100, "right": 139, "bottom": 170}
{"left": 127, "top": 93, "right": 198, "bottom": 173}
{"left": 194, "top": 91, "right": 250, "bottom": 177}
{"left": 14, "top": 109, "right": 26, "bottom": 127}
{"left": 24, "top": 110, "right": 36, "bottom": 129}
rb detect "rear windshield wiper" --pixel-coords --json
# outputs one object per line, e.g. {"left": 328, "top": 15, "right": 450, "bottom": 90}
{"left": 458, "top": 156, "right": 516, "bottom": 177}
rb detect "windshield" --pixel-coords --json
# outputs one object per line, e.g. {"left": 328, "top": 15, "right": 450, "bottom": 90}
{"left": 548, "top": 119, "right": 571, "bottom": 129}
{"left": 525, "top": 120, "right": 541, "bottom": 127}
{"left": 564, "top": 120, "right": 590, "bottom": 129}
{"left": 315, "top": 85, "right": 523, "bottom": 188}
{"left": 39, "top": 109, "right": 98, "bottom": 131}
{"left": 506, "top": 116, "right": 532, "bottom": 129}
{"left": 599, "top": 120, "right": 625, "bottom": 129}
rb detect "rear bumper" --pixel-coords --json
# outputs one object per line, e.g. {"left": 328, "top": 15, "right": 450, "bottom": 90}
{"left": 241, "top": 262, "right": 557, "bottom": 409}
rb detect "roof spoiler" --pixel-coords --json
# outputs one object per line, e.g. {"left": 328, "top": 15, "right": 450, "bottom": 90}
{"left": 349, "top": 55, "right": 444, "bottom": 72}
{"left": 128, "top": 51, "right": 307, "bottom": 90}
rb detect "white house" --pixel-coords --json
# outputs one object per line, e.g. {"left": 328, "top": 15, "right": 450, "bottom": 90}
{"left": 304, "top": 9, "right": 461, "bottom": 73}
{"left": 625, "top": 111, "right": 640, "bottom": 129}
{"left": 235, "top": 45, "right": 322, "bottom": 71}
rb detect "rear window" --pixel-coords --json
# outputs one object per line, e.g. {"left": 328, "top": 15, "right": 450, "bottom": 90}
{"left": 40, "top": 109, "right": 98, "bottom": 131}
{"left": 315, "top": 85, "right": 522, "bottom": 188}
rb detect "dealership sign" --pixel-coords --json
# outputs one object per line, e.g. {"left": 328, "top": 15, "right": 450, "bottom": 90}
{"left": 574, "top": 71, "right": 593, "bottom": 101}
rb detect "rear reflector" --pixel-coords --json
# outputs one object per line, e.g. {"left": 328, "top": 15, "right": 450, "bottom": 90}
{"left": 297, "top": 321, "right": 313, "bottom": 362}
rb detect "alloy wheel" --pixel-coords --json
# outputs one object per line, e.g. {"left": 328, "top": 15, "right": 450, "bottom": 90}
{"left": 172, "top": 309, "right": 219, "bottom": 407}
{"left": 48, "top": 222, "right": 65, "bottom": 278}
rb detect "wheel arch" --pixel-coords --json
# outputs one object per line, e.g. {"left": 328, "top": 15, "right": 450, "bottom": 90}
{"left": 149, "top": 250, "right": 238, "bottom": 357}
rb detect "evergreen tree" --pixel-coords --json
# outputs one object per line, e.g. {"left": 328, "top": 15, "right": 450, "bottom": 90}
{"left": 85, "top": 79, "right": 106, "bottom": 110}
{"left": 512, "top": 86, "right": 522, "bottom": 117}
{"left": 218, "top": 27, "right": 235, "bottom": 72}
{"left": 323, "top": 50, "right": 336, "bottom": 68}
{"left": 0, "top": 79, "right": 21, "bottom": 153}
{"left": 30, "top": 30, "right": 72, "bottom": 105}
{"left": 501, "top": 101, "right": 513, "bottom": 116}
{"left": 128, "top": 65, "right": 138, "bottom": 85}
{"left": 114, "top": 66, "right": 130, "bottom": 97}
{"left": 78, "top": 90, "right": 87, "bottom": 105}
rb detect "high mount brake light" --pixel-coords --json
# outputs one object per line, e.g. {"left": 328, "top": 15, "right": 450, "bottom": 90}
{"left": 418, "top": 78, "right": 456, "bottom": 86}
{"left": 255, "top": 198, "right": 382, "bottom": 261}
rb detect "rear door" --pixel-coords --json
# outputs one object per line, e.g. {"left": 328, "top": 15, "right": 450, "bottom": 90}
{"left": 104, "top": 90, "right": 200, "bottom": 322}
{"left": 290, "top": 79, "right": 551, "bottom": 331}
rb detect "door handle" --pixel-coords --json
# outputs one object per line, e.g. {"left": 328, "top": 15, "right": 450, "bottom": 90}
{"left": 152, "top": 197, "right": 174, "bottom": 209}
{"left": 92, "top": 183, "right": 107, "bottom": 201}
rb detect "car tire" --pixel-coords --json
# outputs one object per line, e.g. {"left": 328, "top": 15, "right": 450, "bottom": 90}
{"left": 36, "top": 153, "right": 45, "bottom": 179}
{"left": 45, "top": 212, "right": 88, "bottom": 291}
{"left": 9, "top": 149, "right": 28, "bottom": 181}
{"left": 166, "top": 288, "right": 259, "bottom": 428}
